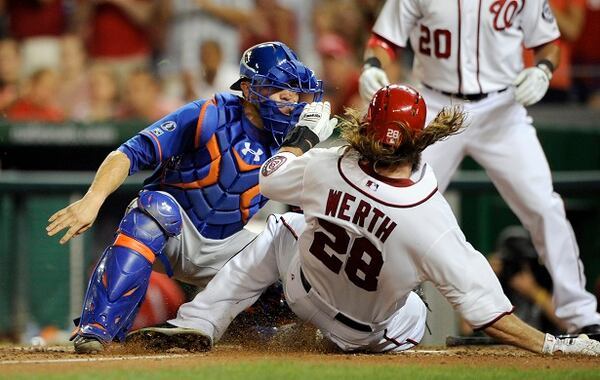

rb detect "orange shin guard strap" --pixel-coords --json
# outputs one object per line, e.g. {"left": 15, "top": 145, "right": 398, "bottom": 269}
{"left": 113, "top": 233, "right": 156, "bottom": 264}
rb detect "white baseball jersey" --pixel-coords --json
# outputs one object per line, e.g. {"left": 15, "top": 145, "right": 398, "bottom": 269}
{"left": 260, "top": 147, "right": 512, "bottom": 328}
{"left": 372, "top": 0, "right": 560, "bottom": 93}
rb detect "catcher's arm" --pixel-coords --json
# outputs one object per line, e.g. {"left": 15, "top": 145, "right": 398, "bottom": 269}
{"left": 46, "top": 151, "right": 130, "bottom": 244}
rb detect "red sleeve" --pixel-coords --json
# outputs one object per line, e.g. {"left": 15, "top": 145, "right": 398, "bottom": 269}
{"left": 366, "top": 33, "right": 401, "bottom": 61}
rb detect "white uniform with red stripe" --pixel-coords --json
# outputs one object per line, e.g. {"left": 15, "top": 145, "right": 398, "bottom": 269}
{"left": 371, "top": 0, "right": 600, "bottom": 331}
{"left": 170, "top": 148, "right": 512, "bottom": 352}
{"left": 373, "top": 0, "right": 558, "bottom": 93}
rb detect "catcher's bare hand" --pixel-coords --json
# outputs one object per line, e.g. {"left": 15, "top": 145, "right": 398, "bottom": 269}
{"left": 46, "top": 194, "right": 104, "bottom": 244}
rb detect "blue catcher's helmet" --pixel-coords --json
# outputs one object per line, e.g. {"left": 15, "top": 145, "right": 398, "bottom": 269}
{"left": 230, "top": 41, "right": 323, "bottom": 145}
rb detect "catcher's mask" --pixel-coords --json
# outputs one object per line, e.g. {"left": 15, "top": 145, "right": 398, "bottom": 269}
{"left": 364, "top": 84, "right": 427, "bottom": 147}
{"left": 231, "top": 41, "right": 323, "bottom": 145}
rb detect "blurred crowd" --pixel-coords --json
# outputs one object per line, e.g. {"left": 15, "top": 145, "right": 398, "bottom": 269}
{"left": 0, "top": 0, "right": 598, "bottom": 125}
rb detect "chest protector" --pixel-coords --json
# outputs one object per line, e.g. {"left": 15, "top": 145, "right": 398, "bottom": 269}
{"left": 154, "top": 93, "right": 278, "bottom": 239}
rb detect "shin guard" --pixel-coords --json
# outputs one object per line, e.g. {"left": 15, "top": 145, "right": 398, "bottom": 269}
{"left": 74, "top": 191, "right": 182, "bottom": 343}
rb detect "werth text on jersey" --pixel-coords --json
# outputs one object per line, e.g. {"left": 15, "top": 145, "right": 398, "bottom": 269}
{"left": 324, "top": 189, "right": 397, "bottom": 243}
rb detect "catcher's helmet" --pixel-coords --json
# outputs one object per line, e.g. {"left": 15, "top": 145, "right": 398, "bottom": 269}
{"left": 365, "top": 84, "right": 426, "bottom": 147}
{"left": 230, "top": 41, "right": 323, "bottom": 145}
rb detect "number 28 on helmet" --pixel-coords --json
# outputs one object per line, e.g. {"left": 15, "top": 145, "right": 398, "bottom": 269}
{"left": 365, "top": 84, "right": 427, "bottom": 147}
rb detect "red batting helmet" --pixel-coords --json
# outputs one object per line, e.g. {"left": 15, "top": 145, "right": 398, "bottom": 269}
{"left": 365, "top": 84, "right": 426, "bottom": 147}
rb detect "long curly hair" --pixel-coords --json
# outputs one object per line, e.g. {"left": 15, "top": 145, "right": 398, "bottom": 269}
{"left": 338, "top": 105, "right": 466, "bottom": 169}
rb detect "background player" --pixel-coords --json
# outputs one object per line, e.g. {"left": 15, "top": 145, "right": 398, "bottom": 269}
{"left": 358, "top": 0, "right": 600, "bottom": 337}
{"left": 46, "top": 41, "right": 323, "bottom": 353}
{"left": 127, "top": 85, "right": 600, "bottom": 356}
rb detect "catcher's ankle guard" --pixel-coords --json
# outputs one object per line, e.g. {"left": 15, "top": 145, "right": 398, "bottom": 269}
{"left": 281, "top": 125, "right": 320, "bottom": 153}
{"left": 76, "top": 191, "right": 182, "bottom": 343}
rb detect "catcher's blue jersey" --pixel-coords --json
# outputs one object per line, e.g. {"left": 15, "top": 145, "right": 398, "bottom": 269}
{"left": 118, "top": 93, "right": 279, "bottom": 239}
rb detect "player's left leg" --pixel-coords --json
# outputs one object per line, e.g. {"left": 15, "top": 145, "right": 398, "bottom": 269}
{"left": 420, "top": 88, "right": 469, "bottom": 191}
{"left": 283, "top": 274, "right": 427, "bottom": 354}
{"left": 72, "top": 191, "right": 183, "bottom": 353}
{"left": 126, "top": 213, "right": 306, "bottom": 351}
{"left": 469, "top": 101, "right": 600, "bottom": 333}
{"left": 367, "top": 291, "right": 428, "bottom": 352}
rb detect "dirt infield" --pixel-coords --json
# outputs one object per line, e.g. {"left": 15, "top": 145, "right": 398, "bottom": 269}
{"left": 1, "top": 343, "right": 599, "bottom": 376}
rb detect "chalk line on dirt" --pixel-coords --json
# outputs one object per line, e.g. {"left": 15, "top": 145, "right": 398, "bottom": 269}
{"left": 0, "top": 353, "right": 198, "bottom": 365}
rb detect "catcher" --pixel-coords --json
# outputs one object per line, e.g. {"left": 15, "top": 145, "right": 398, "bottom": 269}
{"left": 46, "top": 41, "right": 323, "bottom": 353}
{"left": 128, "top": 85, "right": 600, "bottom": 355}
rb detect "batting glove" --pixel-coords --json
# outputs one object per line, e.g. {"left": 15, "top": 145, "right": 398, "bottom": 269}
{"left": 542, "top": 333, "right": 600, "bottom": 356}
{"left": 296, "top": 101, "right": 338, "bottom": 143}
{"left": 513, "top": 65, "right": 552, "bottom": 106}
{"left": 359, "top": 66, "right": 390, "bottom": 103}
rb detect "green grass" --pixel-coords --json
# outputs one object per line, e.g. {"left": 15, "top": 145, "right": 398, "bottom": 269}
{"left": 2, "top": 360, "right": 599, "bottom": 380}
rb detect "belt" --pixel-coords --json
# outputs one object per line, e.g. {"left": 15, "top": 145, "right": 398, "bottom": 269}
{"left": 423, "top": 83, "right": 508, "bottom": 101}
{"left": 300, "top": 268, "right": 373, "bottom": 333}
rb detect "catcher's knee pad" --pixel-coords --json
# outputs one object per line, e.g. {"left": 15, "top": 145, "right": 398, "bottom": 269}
{"left": 75, "top": 191, "right": 182, "bottom": 343}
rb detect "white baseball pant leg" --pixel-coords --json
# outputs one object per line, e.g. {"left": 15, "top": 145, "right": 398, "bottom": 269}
{"left": 167, "top": 213, "right": 303, "bottom": 342}
{"left": 420, "top": 87, "right": 471, "bottom": 190}
{"left": 168, "top": 212, "right": 427, "bottom": 350}
{"left": 422, "top": 89, "right": 600, "bottom": 330}
{"left": 125, "top": 192, "right": 259, "bottom": 289}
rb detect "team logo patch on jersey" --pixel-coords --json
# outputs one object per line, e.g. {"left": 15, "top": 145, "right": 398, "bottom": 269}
{"left": 150, "top": 127, "right": 164, "bottom": 137}
{"left": 160, "top": 121, "right": 177, "bottom": 132}
{"left": 365, "top": 180, "right": 379, "bottom": 191}
{"left": 489, "top": 0, "right": 520, "bottom": 31}
{"left": 541, "top": 0, "right": 555, "bottom": 22}
{"left": 261, "top": 155, "right": 287, "bottom": 177}
{"left": 241, "top": 142, "right": 264, "bottom": 162}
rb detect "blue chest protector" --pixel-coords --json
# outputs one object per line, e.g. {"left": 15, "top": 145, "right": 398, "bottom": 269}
{"left": 143, "top": 93, "right": 279, "bottom": 239}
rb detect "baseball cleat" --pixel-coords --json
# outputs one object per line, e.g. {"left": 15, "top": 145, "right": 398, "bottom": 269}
{"left": 126, "top": 323, "right": 213, "bottom": 352}
{"left": 73, "top": 335, "right": 104, "bottom": 354}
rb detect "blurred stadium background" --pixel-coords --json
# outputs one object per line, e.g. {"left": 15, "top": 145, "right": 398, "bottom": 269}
{"left": 0, "top": 0, "right": 599, "bottom": 346}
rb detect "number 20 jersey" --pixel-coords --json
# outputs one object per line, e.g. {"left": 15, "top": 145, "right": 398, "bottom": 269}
{"left": 372, "top": 0, "right": 560, "bottom": 94}
{"left": 260, "top": 148, "right": 512, "bottom": 329}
